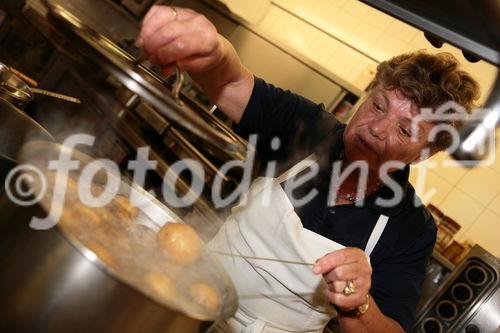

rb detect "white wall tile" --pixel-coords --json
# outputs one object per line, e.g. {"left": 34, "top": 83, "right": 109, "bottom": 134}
{"left": 350, "top": 60, "right": 377, "bottom": 91}
{"left": 410, "top": 169, "right": 454, "bottom": 205}
{"left": 341, "top": 0, "right": 370, "bottom": 19}
{"left": 325, "top": 10, "right": 360, "bottom": 41}
{"left": 306, "top": 34, "right": 341, "bottom": 65}
{"left": 349, "top": 22, "right": 383, "bottom": 53}
{"left": 487, "top": 193, "right": 500, "bottom": 217}
{"left": 439, "top": 189, "right": 485, "bottom": 235}
{"left": 371, "top": 33, "right": 409, "bottom": 61}
{"left": 269, "top": 10, "right": 302, "bottom": 43}
{"left": 385, "top": 20, "right": 419, "bottom": 43}
{"left": 273, "top": 0, "right": 316, "bottom": 18}
{"left": 288, "top": 20, "right": 320, "bottom": 54}
{"left": 430, "top": 153, "right": 468, "bottom": 185}
{"left": 326, "top": 0, "right": 349, "bottom": 8}
{"left": 326, "top": 44, "right": 364, "bottom": 84}
{"left": 258, "top": 5, "right": 281, "bottom": 32}
{"left": 362, "top": 5, "right": 394, "bottom": 30}
{"left": 456, "top": 166, "right": 500, "bottom": 205}
{"left": 409, "top": 31, "right": 433, "bottom": 50}
{"left": 465, "top": 209, "right": 500, "bottom": 257}
{"left": 306, "top": 0, "right": 340, "bottom": 31}
{"left": 491, "top": 130, "right": 500, "bottom": 174}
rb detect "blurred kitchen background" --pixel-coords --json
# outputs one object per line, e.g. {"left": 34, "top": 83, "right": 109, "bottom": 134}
{"left": 0, "top": 0, "right": 498, "bottom": 332}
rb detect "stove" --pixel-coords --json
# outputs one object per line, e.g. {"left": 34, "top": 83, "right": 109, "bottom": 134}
{"left": 413, "top": 245, "right": 500, "bottom": 333}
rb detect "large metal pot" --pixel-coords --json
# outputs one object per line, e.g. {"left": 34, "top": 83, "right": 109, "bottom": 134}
{"left": 0, "top": 97, "right": 53, "bottom": 162}
{"left": 0, "top": 141, "right": 237, "bottom": 333}
{"left": 0, "top": 97, "right": 54, "bottom": 193}
{"left": 0, "top": 195, "right": 205, "bottom": 333}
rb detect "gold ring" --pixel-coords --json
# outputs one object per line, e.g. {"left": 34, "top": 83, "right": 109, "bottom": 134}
{"left": 171, "top": 7, "right": 178, "bottom": 20}
{"left": 343, "top": 280, "right": 356, "bottom": 296}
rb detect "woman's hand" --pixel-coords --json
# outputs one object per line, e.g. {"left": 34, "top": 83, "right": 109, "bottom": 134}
{"left": 137, "top": 6, "right": 224, "bottom": 76}
{"left": 136, "top": 5, "right": 253, "bottom": 123}
{"left": 313, "top": 247, "right": 372, "bottom": 311}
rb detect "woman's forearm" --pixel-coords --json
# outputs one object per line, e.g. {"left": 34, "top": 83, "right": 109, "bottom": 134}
{"left": 189, "top": 36, "right": 254, "bottom": 124}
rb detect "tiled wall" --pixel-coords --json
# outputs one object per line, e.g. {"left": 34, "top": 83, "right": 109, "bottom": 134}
{"left": 409, "top": 131, "right": 500, "bottom": 257}
{"left": 258, "top": 0, "right": 378, "bottom": 93}
{"left": 255, "top": 1, "right": 499, "bottom": 256}
{"left": 256, "top": 0, "right": 497, "bottom": 104}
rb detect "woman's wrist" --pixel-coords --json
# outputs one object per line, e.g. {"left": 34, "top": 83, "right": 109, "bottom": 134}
{"left": 332, "top": 294, "right": 371, "bottom": 317}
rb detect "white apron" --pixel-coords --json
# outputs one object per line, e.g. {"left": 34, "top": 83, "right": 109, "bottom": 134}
{"left": 209, "top": 156, "right": 389, "bottom": 333}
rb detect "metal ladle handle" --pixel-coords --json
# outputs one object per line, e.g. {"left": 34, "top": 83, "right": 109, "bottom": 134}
{"left": 31, "top": 88, "right": 81, "bottom": 104}
{"left": 171, "top": 66, "right": 184, "bottom": 101}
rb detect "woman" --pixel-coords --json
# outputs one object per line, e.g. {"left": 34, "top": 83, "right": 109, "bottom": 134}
{"left": 137, "top": 6, "right": 480, "bottom": 332}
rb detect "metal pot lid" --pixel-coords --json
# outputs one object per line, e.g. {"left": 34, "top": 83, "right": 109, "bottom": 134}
{"left": 43, "top": 0, "right": 246, "bottom": 159}
{"left": 18, "top": 141, "right": 238, "bottom": 321}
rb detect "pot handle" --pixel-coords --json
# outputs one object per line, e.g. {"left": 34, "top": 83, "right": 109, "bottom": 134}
{"left": 7, "top": 66, "right": 38, "bottom": 88}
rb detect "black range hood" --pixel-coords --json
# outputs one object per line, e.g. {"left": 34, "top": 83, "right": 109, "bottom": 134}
{"left": 359, "top": 0, "right": 500, "bottom": 66}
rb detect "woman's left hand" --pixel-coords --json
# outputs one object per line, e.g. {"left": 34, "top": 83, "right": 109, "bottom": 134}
{"left": 313, "top": 247, "right": 372, "bottom": 311}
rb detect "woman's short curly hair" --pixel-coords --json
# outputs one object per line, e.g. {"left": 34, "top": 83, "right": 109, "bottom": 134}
{"left": 372, "top": 51, "right": 481, "bottom": 150}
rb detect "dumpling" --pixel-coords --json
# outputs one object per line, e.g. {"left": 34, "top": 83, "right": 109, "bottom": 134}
{"left": 145, "top": 272, "right": 176, "bottom": 302}
{"left": 190, "top": 282, "right": 220, "bottom": 313}
{"left": 157, "top": 223, "right": 200, "bottom": 264}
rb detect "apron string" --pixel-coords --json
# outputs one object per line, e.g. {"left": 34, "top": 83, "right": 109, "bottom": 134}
{"left": 364, "top": 214, "right": 389, "bottom": 256}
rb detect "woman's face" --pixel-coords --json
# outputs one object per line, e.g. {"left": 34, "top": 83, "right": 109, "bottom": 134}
{"left": 343, "top": 86, "right": 437, "bottom": 172}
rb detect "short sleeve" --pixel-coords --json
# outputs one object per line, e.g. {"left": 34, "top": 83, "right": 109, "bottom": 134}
{"left": 370, "top": 210, "right": 437, "bottom": 331}
{"left": 233, "top": 77, "right": 337, "bottom": 164}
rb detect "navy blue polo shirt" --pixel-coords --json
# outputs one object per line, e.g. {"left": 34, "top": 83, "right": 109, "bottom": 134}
{"left": 232, "top": 77, "right": 437, "bottom": 331}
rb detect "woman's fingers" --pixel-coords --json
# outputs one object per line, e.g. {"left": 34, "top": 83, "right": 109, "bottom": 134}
{"left": 141, "top": 5, "right": 161, "bottom": 28}
{"left": 142, "top": 19, "right": 198, "bottom": 57}
{"left": 137, "top": 6, "right": 222, "bottom": 73}
{"left": 313, "top": 247, "right": 370, "bottom": 275}
{"left": 322, "top": 261, "right": 369, "bottom": 282}
{"left": 155, "top": 31, "right": 218, "bottom": 68}
{"left": 324, "top": 275, "right": 371, "bottom": 311}
{"left": 326, "top": 277, "right": 370, "bottom": 301}
{"left": 137, "top": 6, "right": 164, "bottom": 46}
{"left": 142, "top": 6, "right": 177, "bottom": 37}
{"left": 142, "top": 16, "right": 217, "bottom": 58}
{"left": 325, "top": 288, "right": 370, "bottom": 311}
{"left": 328, "top": 279, "right": 360, "bottom": 294}
{"left": 315, "top": 248, "right": 373, "bottom": 310}
{"left": 138, "top": 6, "right": 196, "bottom": 47}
